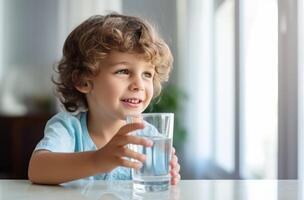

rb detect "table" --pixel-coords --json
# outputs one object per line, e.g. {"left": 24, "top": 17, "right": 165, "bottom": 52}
{"left": 0, "top": 179, "right": 302, "bottom": 200}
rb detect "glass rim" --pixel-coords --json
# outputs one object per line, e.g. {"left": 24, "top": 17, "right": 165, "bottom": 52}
{"left": 127, "top": 113, "right": 174, "bottom": 117}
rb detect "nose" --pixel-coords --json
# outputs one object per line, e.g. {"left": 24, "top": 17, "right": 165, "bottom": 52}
{"left": 129, "top": 75, "right": 144, "bottom": 91}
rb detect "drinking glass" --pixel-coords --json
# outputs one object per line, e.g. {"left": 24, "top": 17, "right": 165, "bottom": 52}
{"left": 126, "top": 113, "right": 174, "bottom": 192}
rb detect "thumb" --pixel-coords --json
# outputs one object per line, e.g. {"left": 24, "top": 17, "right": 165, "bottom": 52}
{"left": 117, "top": 123, "right": 145, "bottom": 136}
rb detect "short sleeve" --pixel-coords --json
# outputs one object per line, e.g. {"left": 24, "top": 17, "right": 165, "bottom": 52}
{"left": 34, "top": 112, "right": 78, "bottom": 153}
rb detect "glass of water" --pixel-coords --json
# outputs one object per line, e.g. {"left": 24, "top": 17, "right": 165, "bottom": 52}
{"left": 126, "top": 113, "right": 174, "bottom": 192}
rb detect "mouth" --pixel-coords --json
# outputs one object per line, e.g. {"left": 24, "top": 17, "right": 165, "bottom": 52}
{"left": 121, "top": 98, "right": 143, "bottom": 108}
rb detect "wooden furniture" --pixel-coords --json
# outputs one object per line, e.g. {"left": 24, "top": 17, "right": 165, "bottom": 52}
{"left": 0, "top": 114, "right": 51, "bottom": 179}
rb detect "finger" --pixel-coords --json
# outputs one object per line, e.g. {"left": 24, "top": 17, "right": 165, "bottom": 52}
{"left": 176, "top": 163, "right": 181, "bottom": 172}
{"left": 170, "top": 163, "right": 180, "bottom": 173}
{"left": 118, "top": 135, "right": 153, "bottom": 147}
{"left": 118, "top": 158, "right": 143, "bottom": 170}
{"left": 119, "top": 147, "right": 147, "bottom": 163}
{"left": 117, "top": 123, "right": 145, "bottom": 136}
{"left": 170, "top": 166, "right": 179, "bottom": 175}
{"left": 170, "top": 155, "right": 178, "bottom": 165}
{"left": 171, "top": 178, "right": 178, "bottom": 185}
{"left": 171, "top": 175, "right": 181, "bottom": 185}
{"left": 171, "top": 179, "right": 180, "bottom": 185}
{"left": 172, "top": 147, "right": 176, "bottom": 155}
{"left": 170, "top": 170, "right": 177, "bottom": 176}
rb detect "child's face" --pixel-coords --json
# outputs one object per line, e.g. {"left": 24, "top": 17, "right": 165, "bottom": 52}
{"left": 84, "top": 51, "right": 154, "bottom": 120}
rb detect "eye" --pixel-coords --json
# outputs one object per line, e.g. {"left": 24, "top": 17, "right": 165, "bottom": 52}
{"left": 115, "top": 69, "right": 129, "bottom": 75}
{"left": 143, "top": 71, "right": 153, "bottom": 78}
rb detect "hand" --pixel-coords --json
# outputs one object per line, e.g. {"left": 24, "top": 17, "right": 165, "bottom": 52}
{"left": 93, "top": 123, "right": 153, "bottom": 173}
{"left": 170, "top": 147, "right": 181, "bottom": 185}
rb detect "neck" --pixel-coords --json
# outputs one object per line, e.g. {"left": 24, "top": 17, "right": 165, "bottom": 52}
{"left": 86, "top": 111, "right": 125, "bottom": 144}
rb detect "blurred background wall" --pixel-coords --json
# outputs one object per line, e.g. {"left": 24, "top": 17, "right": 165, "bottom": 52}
{"left": 0, "top": 0, "right": 303, "bottom": 180}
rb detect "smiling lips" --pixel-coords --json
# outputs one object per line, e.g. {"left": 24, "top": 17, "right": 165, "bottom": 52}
{"left": 121, "top": 98, "right": 143, "bottom": 108}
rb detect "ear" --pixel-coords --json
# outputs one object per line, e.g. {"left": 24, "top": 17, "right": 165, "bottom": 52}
{"left": 75, "top": 81, "right": 93, "bottom": 94}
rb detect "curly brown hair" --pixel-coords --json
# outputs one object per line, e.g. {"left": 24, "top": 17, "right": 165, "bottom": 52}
{"left": 54, "top": 13, "right": 173, "bottom": 112}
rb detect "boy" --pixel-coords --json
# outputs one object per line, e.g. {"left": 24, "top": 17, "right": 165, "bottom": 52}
{"left": 28, "top": 13, "right": 180, "bottom": 185}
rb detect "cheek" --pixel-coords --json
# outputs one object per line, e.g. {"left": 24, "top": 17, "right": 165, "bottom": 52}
{"left": 102, "top": 79, "right": 125, "bottom": 95}
{"left": 92, "top": 82, "right": 119, "bottom": 102}
{"left": 147, "top": 82, "right": 154, "bottom": 99}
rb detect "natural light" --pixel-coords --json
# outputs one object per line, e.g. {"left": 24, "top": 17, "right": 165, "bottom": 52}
{"left": 242, "top": 0, "right": 278, "bottom": 178}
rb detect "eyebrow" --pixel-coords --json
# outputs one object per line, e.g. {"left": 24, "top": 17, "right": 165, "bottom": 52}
{"left": 110, "top": 61, "right": 130, "bottom": 66}
{"left": 110, "top": 61, "right": 154, "bottom": 69}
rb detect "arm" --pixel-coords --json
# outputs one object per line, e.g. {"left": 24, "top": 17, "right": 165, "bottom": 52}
{"left": 28, "top": 123, "right": 153, "bottom": 185}
{"left": 28, "top": 150, "right": 99, "bottom": 184}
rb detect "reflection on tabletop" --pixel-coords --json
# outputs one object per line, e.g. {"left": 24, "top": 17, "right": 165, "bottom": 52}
{"left": 0, "top": 180, "right": 303, "bottom": 200}
{"left": 65, "top": 180, "right": 181, "bottom": 200}
{"left": 1, "top": 179, "right": 180, "bottom": 200}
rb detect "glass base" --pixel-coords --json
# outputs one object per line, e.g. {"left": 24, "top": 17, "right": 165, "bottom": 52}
{"left": 133, "top": 180, "right": 170, "bottom": 192}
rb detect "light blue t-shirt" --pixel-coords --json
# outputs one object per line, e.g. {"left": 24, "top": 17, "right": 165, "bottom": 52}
{"left": 35, "top": 111, "right": 131, "bottom": 180}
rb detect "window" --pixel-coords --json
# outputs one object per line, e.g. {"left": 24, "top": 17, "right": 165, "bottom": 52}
{"left": 214, "top": 0, "right": 235, "bottom": 174}
{"left": 178, "top": 0, "right": 279, "bottom": 179}
{"left": 241, "top": 0, "right": 278, "bottom": 178}
{"left": 298, "top": 0, "right": 304, "bottom": 179}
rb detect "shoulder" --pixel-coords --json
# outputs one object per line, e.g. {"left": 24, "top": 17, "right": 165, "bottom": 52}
{"left": 48, "top": 111, "right": 81, "bottom": 123}
{"left": 46, "top": 111, "right": 84, "bottom": 133}
{"left": 36, "top": 112, "right": 86, "bottom": 152}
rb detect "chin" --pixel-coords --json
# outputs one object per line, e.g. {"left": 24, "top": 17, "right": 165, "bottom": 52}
{"left": 119, "top": 110, "right": 144, "bottom": 120}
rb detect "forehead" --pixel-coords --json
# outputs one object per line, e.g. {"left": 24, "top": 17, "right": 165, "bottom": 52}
{"left": 101, "top": 51, "right": 154, "bottom": 68}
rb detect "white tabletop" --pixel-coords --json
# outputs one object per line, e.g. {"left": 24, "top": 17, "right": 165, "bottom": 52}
{"left": 0, "top": 179, "right": 303, "bottom": 200}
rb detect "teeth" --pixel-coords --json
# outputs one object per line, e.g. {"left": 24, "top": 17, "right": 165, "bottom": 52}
{"left": 124, "top": 99, "right": 140, "bottom": 104}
